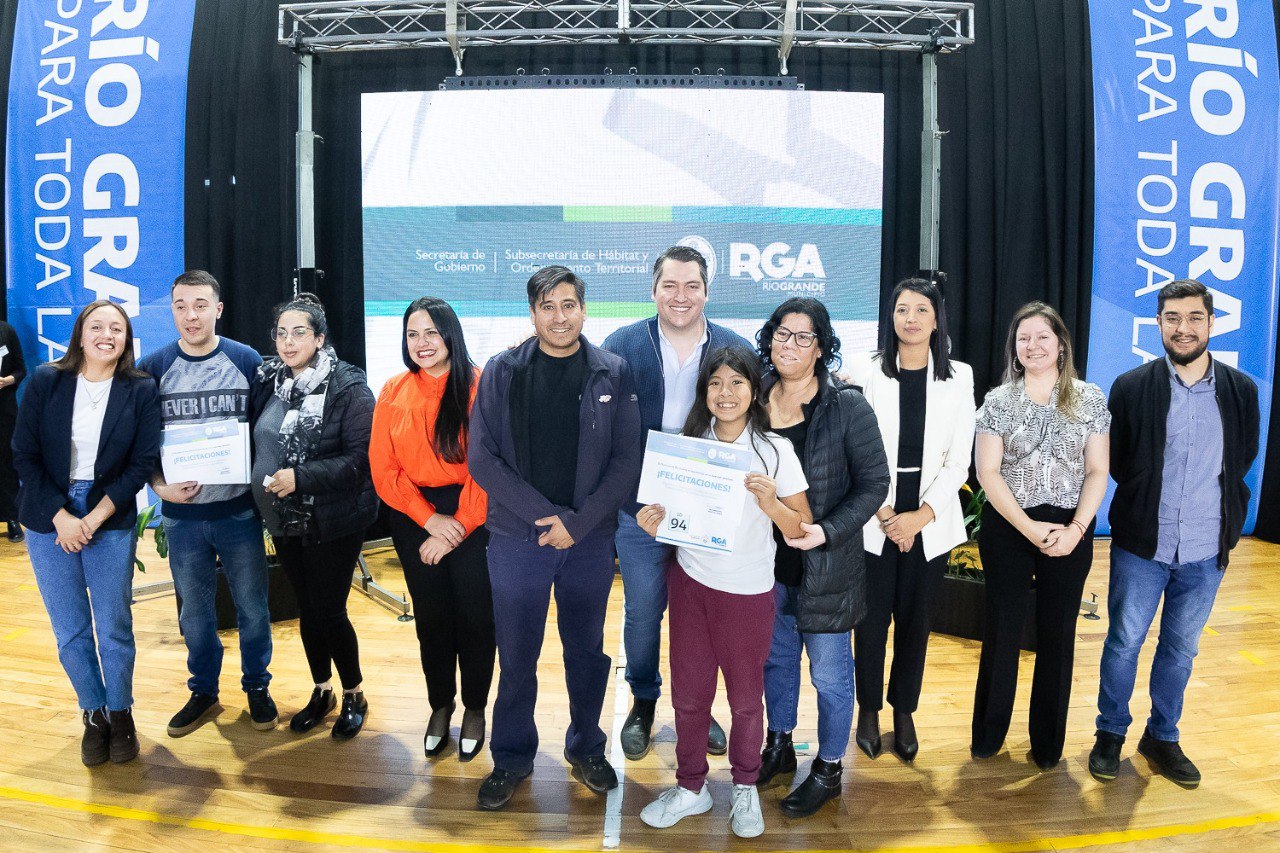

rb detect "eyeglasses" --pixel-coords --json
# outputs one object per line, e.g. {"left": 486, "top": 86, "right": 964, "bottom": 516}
{"left": 1159, "top": 313, "right": 1209, "bottom": 329}
{"left": 271, "top": 327, "right": 314, "bottom": 342}
{"left": 772, "top": 328, "right": 818, "bottom": 348}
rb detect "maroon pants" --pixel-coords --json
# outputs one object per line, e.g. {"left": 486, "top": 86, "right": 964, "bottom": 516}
{"left": 668, "top": 561, "right": 776, "bottom": 791}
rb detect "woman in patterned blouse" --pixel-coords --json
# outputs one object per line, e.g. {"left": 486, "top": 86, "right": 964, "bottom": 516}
{"left": 970, "top": 301, "right": 1110, "bottom": 771}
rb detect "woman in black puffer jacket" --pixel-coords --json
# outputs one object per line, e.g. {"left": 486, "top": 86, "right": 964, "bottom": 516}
{"left": 250, "top": 293, "right": 379, "bottom": 740}
{"left": 755, "top": 297, "right": 890, "bottom": 818}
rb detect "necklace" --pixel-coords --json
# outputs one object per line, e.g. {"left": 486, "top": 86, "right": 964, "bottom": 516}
{"left": 82, "top": 379, "right": 110, "bottom": 410}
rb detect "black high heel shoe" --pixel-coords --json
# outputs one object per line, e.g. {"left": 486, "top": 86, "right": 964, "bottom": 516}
{"left": 892, "top": 709, "right": 918, "bottom": 762}
{"left": 458, "top": 707, "right": 486, "bottom": 762}
{"left": 424, "top": 702, "right": 454, "bottom": 757}
{"left": 856, "top": 708, "right": 883, "bottom": 759}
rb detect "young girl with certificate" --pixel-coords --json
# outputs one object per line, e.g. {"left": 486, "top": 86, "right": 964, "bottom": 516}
{"left": 635, "top": 345, "right": 811, "bottom": 839}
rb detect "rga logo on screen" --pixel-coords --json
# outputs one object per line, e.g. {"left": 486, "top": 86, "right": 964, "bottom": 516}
{"left": 731, "top": 241, "right": 827, "bottom": 293}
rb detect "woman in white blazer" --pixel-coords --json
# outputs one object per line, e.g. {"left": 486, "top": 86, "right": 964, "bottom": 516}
{"left": 845, "top": 277, "right": 975, "bottom": 762}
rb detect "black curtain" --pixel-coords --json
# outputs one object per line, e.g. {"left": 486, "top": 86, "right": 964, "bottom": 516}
{"left": 180, "top": 0, "right": 1094, "bottom": 400}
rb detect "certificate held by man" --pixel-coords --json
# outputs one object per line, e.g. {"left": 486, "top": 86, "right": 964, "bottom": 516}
{"left": 636, "top": 430, "right": 752, "bottom": 553}
{"left": 160, "top": 419, "right": 251, "bottom": 485}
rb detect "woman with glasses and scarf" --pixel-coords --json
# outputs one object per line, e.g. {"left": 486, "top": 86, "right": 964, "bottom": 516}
{"left": 250, "top": 293, "right": 379, "bottom": 739}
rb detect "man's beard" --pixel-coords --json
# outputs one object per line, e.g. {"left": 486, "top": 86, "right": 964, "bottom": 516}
{"left": 1165, "top": 337, "right": 1208, "bottom": 366}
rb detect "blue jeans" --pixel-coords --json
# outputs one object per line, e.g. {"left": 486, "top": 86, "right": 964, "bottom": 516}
{"left": 615, "top": 510, "right": 675, "bottom": 701}
{"left": 763, "top": 583, "right": 856, "bottom": 761}
{"left": 487, "top": 528, "right": 616, "bottom": 774}
{"left": 164, "top": 507, "right": 272, "bottom": 696}
{"left": 1096, "top": 545, "right": 1223, "bottom": 742}
{"left": 27, "top": 480, "right": 137, "bottom": 710}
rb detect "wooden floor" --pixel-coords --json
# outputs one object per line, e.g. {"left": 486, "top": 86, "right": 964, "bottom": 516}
{"left": 1, "top": 533, "right": 1278, "bottom": 853}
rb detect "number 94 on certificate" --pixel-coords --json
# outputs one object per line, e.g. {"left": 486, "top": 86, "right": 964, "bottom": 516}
{"left": 635, "top": 430, "right": 751, "bottom": 554}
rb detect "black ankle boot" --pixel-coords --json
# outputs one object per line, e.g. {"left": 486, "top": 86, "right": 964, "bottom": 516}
{"left": 892, "top": 709, "right": 918, "bottom": 762}
{"left": 81, "top": 709, "right": 110, "bottom": 767}
{"left": 756, "top": 730, "right": 796, "bottom": 789}
{"left": 108, "top": 708, "right": 139, "bottom": 763}
{"left": 779, "top": 758, "right": 843, "bottom": 818}
{"left": 856, "top": 707, "right": 882, "bottom": 759}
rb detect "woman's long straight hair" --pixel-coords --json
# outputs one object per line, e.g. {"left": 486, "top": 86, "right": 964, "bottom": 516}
{"left": 681, "top": 345, "right": 776, "bottom": 474}
{"left": 402, "top": 297, "right": 475, "bottom": 464}
{"left": 1001, "top": 301, "right": 1081, "bottom": 417}
{"left": 877, "top": 277, "right": 954, "bottom": 381}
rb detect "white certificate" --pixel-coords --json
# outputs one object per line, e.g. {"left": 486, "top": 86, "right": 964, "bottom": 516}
{"left": 161, "top": 420, "right": 251, "bottom": 485}
{"left": 635, "top": 430, "right": 752, "bottom": 554}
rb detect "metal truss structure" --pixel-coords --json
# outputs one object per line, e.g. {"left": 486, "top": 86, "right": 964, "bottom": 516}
{"left": 280, "top": 1, "right": 974, "bottom": 74}
{"left": 279, "top": 0, "right": 974, "bottom": 305}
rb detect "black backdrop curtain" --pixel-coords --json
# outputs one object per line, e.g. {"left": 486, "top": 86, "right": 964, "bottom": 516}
{"left": 178, "top": 0, "right": 1094, "bottom": 395}
{"left": 0, "top": 0, "right": 1276, "bottom": 536}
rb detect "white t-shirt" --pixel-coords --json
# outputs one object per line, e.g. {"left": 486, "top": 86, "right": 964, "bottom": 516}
{"left": 70, "top": 375, "right": 112, "bottom": 481}
{"left": 677, "top": 426, "right": 808, "bottom": 595}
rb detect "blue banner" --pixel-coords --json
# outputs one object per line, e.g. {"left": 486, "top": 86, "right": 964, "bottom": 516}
{"left": 1087, "top": 0, "right": 1280, "bottom": 534}
{"left": 5, "top": 0, "right": 196, "bottom": 370}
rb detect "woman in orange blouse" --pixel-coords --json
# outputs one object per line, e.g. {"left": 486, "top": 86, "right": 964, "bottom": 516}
{"left": 370, "top": 297, "right": 492, "bottom": 762}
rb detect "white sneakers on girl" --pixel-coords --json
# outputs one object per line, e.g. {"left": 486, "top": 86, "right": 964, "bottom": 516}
{"left": 730, "top": 783, "right": 765, "bottom": 838}
{"left": 640, "top": 784, "right": 713, "bottom": 828}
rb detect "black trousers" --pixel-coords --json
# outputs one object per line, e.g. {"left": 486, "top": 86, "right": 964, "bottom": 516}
{"left": 855, "top": 469, "right": 947, "bottom": 714}
{"left": 0, "top": 411, "right": 17, "bottom": 519}
{"left": 855, "top": 538, "right": 948, "bottom": 714}
{"left": 971, "top": 504, "right": 1094, "bottom": 763}
{"left": 276, "top": 530, "right": 365, "bottom": 690}
{"left": 390, "top": 496, "right": 495, "bottom": 714}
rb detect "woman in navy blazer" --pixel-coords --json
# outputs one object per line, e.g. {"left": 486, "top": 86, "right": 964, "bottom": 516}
{"left": 13, "top": 300, "right": 161, "bottom": 767}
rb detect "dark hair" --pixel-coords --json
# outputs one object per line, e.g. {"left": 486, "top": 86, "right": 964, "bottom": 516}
{"left": 53, "top": 300, "right": 147, "bottom": 379}
{"left": 526, "top": 266, "right": 585, "bottom": 309}
{"left": 172, "top": 269, "right": 221, "bottom": 299}
{"left": 652, "top": 245, "right": 709, "bottom": 291}
{"left": 681, "top": 346, "right": 776, "bottom": 474}
{"left": 756, "top": 297, "right": 842, "bottom": 378}
{"left": 1002, "top": 301, "right": 1081, "bottom": 417}
{"left": 1158, "top": 278, "right": 1214, "bottom": 315}
{"left": 402, "top": 297, "right": 475, "bottom": 465}
{"left": 272, "top": 292, "right": 328, "bottom": 339}
{"left": 878, "top": 277, "right": 954, "bottom": 381}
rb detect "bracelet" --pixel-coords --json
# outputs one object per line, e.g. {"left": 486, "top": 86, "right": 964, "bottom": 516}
{"left": 1070, "top": 519, "right": 1088, "bottom": 534}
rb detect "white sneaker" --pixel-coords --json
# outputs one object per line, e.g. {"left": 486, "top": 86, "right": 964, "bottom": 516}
{"left": 730, "top": 784, "right": 765, "bottom": 838}
{"left": 640, "top": 784, "right": 713, "bottom": 828}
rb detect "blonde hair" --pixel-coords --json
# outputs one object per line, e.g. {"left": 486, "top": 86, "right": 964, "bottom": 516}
{"left": 1002, "top": 301, "right": 1080, "bottom": 417}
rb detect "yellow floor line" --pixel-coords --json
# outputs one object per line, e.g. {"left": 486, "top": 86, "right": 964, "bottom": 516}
{"left": 1239, "top": 651, "right": 1265, "bottom": 666}
{"left": 1, "top": 783, "right": 1278, "bottom": 852}
{"left": 1202, "top": 626, "right": 1219, "bottom": 636}
{"left": 0, "top": 628, "right": 27, "bottom": 642}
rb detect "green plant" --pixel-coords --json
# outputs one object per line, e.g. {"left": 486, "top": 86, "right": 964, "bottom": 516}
{"left": 133, "top": 502, "right": 167, "bottom": 573}
{"left": 962, "top": 485, "right": 987, "bottom": 539}
{"left": 946, "top": 484, "right": 988, "bottom": 580}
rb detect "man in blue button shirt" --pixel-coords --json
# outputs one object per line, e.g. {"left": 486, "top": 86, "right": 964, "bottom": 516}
{"left": 601, "top": 246, "right": 751, "bottom": 760}
{"left": 1090, "top": 279, "right": 1260, "bottom": 788}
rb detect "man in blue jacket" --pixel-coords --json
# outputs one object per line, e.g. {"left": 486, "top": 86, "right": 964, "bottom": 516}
{"left": 601, "top": 245, "right": 752, "bottom": 760}
{"left": 469, "top": 266, "right": 642, "bottom": 811}
{"left": 1090, "top": 279, "right": 1259, "bottom": 789}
